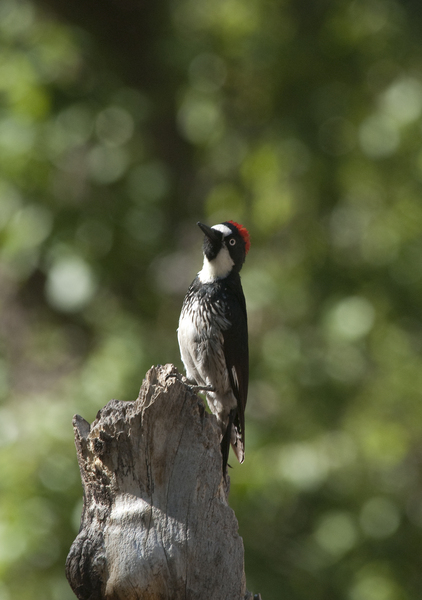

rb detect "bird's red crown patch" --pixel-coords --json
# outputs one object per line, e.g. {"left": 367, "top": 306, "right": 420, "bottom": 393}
{"left": 228, "top": 221, "right": 251, "bottom": 254}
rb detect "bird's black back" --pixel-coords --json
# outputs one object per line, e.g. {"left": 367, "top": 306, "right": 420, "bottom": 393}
{"left": 182, "top": 271, "right": 248, "bottom": 468}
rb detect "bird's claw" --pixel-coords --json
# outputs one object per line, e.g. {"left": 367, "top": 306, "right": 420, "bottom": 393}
{"left": 189, "top": 384, "right": 215, "bottom": 393}
{"left": 164, "top": 373, "right": 214, "bottom": 393}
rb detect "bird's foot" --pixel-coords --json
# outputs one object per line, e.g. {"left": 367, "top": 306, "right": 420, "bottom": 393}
{"left": 164, "top": 371, "right": 184, "bottom": 384}
{"left": 189, "top": 384, "right": 215, "bottom": 393}
{"left": 164, "top": 373, "right": 215, "bottom": 393}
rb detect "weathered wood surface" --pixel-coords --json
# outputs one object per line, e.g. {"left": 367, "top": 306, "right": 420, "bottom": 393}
{"left": 66, "top": 363, "right": 261, "bottom": 600}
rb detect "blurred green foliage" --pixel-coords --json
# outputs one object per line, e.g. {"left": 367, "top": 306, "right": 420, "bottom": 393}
{"left": 1, "top": 0, "right": 422, "bottom": 598}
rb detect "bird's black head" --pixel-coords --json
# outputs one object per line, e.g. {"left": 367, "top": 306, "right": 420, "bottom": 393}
{"left": 197, "top": 221, "right": 250, "bottom": 281}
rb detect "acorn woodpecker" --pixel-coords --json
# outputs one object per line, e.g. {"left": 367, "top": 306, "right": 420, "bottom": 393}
{"left": 177, "top": 220, "right": 250, "bottom": 473}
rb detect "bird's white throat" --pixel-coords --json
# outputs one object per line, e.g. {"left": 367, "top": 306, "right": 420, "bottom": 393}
{"left": 198, "top": 246, "right": 234, "bottom": 283}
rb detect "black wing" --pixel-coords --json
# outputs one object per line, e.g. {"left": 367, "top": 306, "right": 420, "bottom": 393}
{"left": 221, "top": 274, "right": 248, "bottom": 464}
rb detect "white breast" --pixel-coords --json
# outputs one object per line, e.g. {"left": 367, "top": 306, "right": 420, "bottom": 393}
{"left": 198, "top": 246, "right": 234, "bottom": 283}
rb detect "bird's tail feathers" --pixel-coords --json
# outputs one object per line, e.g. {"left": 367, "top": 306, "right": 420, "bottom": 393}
{"left": 220, "top": 411, "right": 233, "bottom": 475}
{"left": 230, "top": 411, "right": 245, "bottom": 464}
{"left": 221, "top": 409, "right": 245, "bottom": 475}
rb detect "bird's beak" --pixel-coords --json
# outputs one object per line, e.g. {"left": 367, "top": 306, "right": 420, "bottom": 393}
{"left": 197, "top": 222, "right": 221, "bottom": 243}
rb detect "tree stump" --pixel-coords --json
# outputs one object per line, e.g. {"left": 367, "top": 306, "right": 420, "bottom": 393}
{"left": 66, "top": 363, "right": 261, "bottom": 600}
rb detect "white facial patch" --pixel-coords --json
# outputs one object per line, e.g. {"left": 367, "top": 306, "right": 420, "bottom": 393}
{"left": 211, "top": 223, "right": 232, "bottom": 237}
{"left": 198, "top": 246, "right": 234, "bottom": 283}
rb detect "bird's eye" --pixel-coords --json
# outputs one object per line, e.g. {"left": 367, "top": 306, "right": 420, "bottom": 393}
{"left": 229, "top": 238, "right": 236, "bottom": 246}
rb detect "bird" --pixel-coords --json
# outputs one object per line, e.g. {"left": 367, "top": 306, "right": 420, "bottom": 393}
{"left": 177, "top": 220, "right": 250, "bottom": 474}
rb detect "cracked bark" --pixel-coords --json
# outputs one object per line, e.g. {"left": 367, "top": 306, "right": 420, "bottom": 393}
{"left": 66, "top": 363, "right": 261, "bottom": 600}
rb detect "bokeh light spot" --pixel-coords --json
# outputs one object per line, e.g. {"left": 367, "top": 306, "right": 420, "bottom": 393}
{"left": 359, "top": 114, "right": 399, "bottom": 158}
{"left": 326, "top": 296, "right": 375, "bottom": 341}
{"left": 45, "top": 256, "right": 96, "bottom": 312}
{"left": 360, "top": 497, "right": 400, "bottom": 538}
{"left": 177, "top": 93, "right": 223, "bottom": 144}
{"left": 95, "top": 106, "right": 134, "bottom": 147}
{"left": 381, "top": 77, "right": 422, "bottom": 125}
{"left": 87, "top": 145, "right": 129, "bottom": 184}
{"left": 314, "top": 511, "right": 358, "bottom": 557}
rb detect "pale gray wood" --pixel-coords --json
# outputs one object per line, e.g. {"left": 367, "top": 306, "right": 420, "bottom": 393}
{"left": 66, "top": 363, "right": 261, "bottom": 600}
